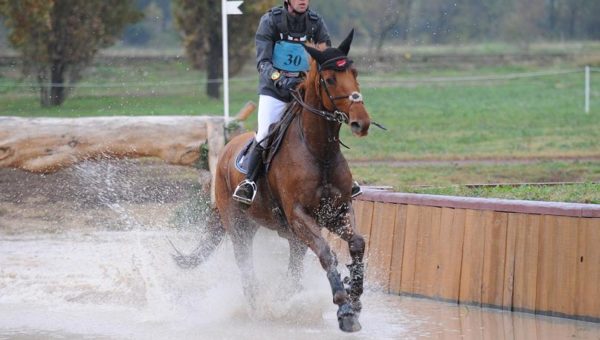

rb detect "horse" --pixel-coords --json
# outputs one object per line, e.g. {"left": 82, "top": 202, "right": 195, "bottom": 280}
{"left": 174, "top": 30, "right": 370, "bottom": 333}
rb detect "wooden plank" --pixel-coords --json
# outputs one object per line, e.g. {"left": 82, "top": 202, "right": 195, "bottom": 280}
{"left": 512, "top": 213, "right": 541, "bottom": 312}
{"left": 435, "top": 208, "right": 466, "bottom": 302}
{"left": 481, "top": 211, "right": 509, "bottom": 307}
{"left": 400, "top": 204, "right": 420, "bottom": 293}
{"left": 502, "top": 213, "right": 518, "bottom": 309}
{"left": 365, "top": 202, "right": 397, "bottom": 291}
{"left": 352, "top": 200, "right": 374, "bottom": 284}
{"left": 459, "top": 209, "right": 485, "bottom": 305}
{"left": 575, "top": 217, "right": 600, "bottom": 319}
{"left": 388, "top": 204, "right": 408, "bottom": 294}
{"left": 206, "top": 119, "right": 225, "bottom": 204}
{"left": 413, "top": 206, "right": 442, "bottom": 297}
{"left": 536, "top": 215, "right": 579, "bottom": 316}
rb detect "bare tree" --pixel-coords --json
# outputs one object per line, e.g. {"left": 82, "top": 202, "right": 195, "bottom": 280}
{"left": 0, "top": 0, "right": 142, "bottom": 107}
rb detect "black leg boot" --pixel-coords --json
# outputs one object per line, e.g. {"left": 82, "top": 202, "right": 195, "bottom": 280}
{"left": 233, "top": 141, "right": 265, "bottom": 205}
{"left": 351, "top": 181, "right": 362, "bottom": 198}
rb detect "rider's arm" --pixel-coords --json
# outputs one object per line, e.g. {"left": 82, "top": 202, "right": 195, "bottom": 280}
{"left": 255, "top": 12, "right": 278, "bottom": 82}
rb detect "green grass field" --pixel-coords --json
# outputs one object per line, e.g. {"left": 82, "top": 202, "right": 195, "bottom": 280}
{"left": 1, "top": 57, "right": 599, "bottom": 203}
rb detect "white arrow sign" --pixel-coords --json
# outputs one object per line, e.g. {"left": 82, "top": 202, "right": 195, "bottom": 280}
{"left": 226, "top": 1, "right": 243, "bottom": 15}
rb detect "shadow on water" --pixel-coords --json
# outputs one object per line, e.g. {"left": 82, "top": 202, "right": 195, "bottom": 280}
{"left": 0, "top": 159, "right": 599, "bottom": 339}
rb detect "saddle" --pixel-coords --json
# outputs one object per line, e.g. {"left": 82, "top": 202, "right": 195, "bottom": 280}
{"left": 235, "top": 101, "right": 300, "bottom": 175}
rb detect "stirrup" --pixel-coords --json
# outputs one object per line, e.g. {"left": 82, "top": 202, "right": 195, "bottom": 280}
{"left": 232, "top": 179, "right": 258, "bottom": 205}
{"left": 351, "top": 181, "right": 362, "bottom": 198}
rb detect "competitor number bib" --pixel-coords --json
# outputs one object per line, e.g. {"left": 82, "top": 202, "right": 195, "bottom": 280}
{"left": 272, "top": 41, "right": 310, "bottom": 72}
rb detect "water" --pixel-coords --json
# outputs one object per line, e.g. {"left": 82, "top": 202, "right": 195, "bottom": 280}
{"left": 1, "top": 160, "right": 599, "bottom": 339}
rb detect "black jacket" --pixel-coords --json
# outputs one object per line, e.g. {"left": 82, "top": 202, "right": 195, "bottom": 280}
{"left": 255, "top": 6, "right": 331, "bottom": 101}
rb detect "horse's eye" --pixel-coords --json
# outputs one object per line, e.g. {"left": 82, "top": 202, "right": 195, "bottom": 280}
{"left": 326, "top": 77, "right": 336, "bottom": 85}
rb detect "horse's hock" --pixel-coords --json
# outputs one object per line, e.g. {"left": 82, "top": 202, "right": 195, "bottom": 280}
{"left": 324, "top": 190, "right": 600, "bottom": 323}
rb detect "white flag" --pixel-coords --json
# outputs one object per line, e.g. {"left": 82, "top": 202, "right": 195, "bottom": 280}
{"left": 225, "top": 1, "right": 243, "bottom": 15}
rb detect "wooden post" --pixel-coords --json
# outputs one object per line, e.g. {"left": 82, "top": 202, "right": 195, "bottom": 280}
{"left": 206, "top": 118, "right": 225, "bottom": 204}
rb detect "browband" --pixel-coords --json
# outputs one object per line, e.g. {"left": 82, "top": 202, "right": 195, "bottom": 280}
{"left": 318, "top": 56, "right": 353, "bottom": 71}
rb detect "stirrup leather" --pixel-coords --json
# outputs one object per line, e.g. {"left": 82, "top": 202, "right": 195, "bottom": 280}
{"left": 232, "top": 179, "right": 258, "bottom": 205}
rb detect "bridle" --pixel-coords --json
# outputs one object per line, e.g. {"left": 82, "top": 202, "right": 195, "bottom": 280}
{"left": 290, "top": 56, "right": 386, "bottom": 131}
{"left": 290, "top": 57, "right": 363, "bottom": 125}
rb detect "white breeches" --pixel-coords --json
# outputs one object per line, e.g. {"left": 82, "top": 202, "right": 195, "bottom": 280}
{"left": 255, "top": 94, "right": 288, "bottom": 145}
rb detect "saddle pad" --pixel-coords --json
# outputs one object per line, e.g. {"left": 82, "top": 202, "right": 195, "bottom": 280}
{"left": 234, "top": 138, "right": 254, "bottom": 175}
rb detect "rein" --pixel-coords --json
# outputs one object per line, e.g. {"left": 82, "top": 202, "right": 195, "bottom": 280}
{"left": 289, "top": 64, "right": 387, "bottom": 131}
{"left": 290, "top": 89, "right": 350, "bottom": 124}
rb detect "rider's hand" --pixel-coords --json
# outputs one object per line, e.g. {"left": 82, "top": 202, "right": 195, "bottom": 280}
{"left": 275, "top": 75, "right": 302, "bottom": 91}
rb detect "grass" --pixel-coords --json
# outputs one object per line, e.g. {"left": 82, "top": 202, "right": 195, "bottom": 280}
{"left": 1, "top": 55, "right": 599, "bottom": 203}
{"left": 3, "top": 64, "right": 598, "bottom": 162}
{"left": 413, "top": 182, "right": 600, "bottom": 204}
{"left": 351, "top": 160, "right": 600, "bottom": 203}
{"left": 340, "top": 70, "right": 600, "bottom": 161}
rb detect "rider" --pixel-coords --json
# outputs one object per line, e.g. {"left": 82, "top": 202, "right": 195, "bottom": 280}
{"left": 233, "top": 0, "right": 361, "bottom": 205}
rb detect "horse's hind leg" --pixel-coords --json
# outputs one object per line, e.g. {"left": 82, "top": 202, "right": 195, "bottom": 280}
{"left": 287, "top": 237, "right": 308, "bottom": 289}
{"left": 227, "top": 216, "right": 259, "bottom": 309}
{"left": 290, "top": 206, "right": 361, "bottom": 333}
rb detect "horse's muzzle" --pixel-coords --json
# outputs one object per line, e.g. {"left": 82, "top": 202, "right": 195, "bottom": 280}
{"left": 350, "top": 119, "right": 370, "bottom": 137}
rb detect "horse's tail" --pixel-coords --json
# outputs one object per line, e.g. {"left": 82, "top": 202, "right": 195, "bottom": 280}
{"left": 168, "top": 208, "right": 225, "bottom": 269}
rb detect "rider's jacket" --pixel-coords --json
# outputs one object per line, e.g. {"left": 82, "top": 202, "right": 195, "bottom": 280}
{"left": 256, "top": 6, "right": 331, "bottom": 101}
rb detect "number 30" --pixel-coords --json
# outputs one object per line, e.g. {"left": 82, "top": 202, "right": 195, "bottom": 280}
{"left": 286, "top": 54, "right": 302, "bottom": 66}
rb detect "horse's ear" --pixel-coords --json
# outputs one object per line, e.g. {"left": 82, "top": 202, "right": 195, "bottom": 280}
{"left": 304, "top": 45, "right": 322, "bottom": 62}
{"left": 338, "top": 29, "right": 354, "bottom": 55}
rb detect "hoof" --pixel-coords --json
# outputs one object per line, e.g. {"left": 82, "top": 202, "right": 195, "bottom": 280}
{"left": 337, "top": 304, "right": 362, "bottom": 332}
{"left": 339, "top": 314, "right": 362, "bottom": 332}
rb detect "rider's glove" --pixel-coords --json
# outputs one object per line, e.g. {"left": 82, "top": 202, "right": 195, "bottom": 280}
{"left": 275, "top": 75, "right": 302, "bottom": 90}
{"left": 259, "top": 62, "right": 275, "bottom": 82}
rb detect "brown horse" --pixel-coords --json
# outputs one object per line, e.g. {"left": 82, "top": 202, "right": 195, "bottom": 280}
{"left": 175, "top": 30, "right": 370, "bottom": 332}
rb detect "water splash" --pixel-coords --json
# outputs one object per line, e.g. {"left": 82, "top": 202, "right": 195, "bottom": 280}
{"left": 3, "top": 160, "right": 600, "bottom": 338}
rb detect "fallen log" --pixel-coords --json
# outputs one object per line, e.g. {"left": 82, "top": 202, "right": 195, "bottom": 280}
{"left": 0, "top": 116, "right": 226, "bottom": 173}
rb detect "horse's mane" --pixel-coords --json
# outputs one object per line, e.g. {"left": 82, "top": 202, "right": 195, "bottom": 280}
{"left": 298, "top": 41, "right": 327, "bottom": 94}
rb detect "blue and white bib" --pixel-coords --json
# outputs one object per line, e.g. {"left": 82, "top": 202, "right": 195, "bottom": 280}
{"left": 272, "top": 41, "right": 310, "bottom": 72}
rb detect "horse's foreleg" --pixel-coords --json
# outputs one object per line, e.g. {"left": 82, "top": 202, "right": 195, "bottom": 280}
{"left": 288, "top": 237, "right": 308, "bottom": 288}
{"left": 290, "top": 206, "right": 361, "bottom": 333}
{"left": 229, "top": 219, "right": 259, "bottom": 310}
{"left": 332, "top": 204, "right": 365, "bottom": 315}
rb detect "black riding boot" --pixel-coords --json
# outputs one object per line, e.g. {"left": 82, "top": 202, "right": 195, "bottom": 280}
{"left": 351, "top": 181, "right": 362, "bottom": 198}
{"left": 233, "top": 141, "right": 265, "bottom": 205}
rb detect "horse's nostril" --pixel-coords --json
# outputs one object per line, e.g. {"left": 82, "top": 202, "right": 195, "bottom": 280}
{"left": 351, "top": 122, "right": 361, "bottom": 131}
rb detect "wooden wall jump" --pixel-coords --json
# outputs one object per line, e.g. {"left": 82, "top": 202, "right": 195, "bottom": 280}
{"left": 330, "top": 191, "right": 600, "bottom": 322}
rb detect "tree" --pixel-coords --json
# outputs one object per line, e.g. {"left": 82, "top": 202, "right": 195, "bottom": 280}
{"left": 0, "top": 0, "right": 142, "bottom": 107}
{"left": 373, "top": 0, "right": 413, "bottom": 52}
{"left": 502, "top": 0, "right": 545, "bottom": 48}
{"left": 173, "top": 0, "right": 276, "bottom": 99}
